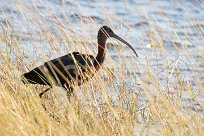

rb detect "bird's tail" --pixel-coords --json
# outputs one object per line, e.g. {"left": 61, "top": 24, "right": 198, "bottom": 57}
{"left": 21, "top": 72, "right": 34, "bottom": 84}
{"left": 21, "top": 74, "right": 27, "bottom": 84}
{"left": 21, "top": 68, "right": 51, "bottom": 85}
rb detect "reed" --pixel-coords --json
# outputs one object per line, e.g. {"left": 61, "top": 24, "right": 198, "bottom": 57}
{"left": 0, "top": 0, "right": 203, "bottom": 135}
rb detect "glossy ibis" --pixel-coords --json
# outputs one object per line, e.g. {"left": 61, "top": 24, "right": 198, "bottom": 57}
{"left": 21, "top": 26, "right": 138, "bottom": 98}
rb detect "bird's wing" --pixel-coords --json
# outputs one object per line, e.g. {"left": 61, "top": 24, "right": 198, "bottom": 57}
{"left": 48, "top": 51, "right": 79, "bottom": 66}
{"left": 47, "top": 52, "right": 95, "bottom": 68}
{"left": 22, "top": 52, "right": 95, "bottom": 86}
{"left": 43, "top": 52, "right": 95, "bottom": 82}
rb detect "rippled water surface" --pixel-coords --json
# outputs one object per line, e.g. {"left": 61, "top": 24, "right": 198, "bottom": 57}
{"left": 0, "top": 0, "right": 204, "bottom": 114}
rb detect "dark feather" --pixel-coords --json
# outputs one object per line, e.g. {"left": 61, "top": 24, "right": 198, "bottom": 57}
{"left": 22, "top": 52, "right": 95, "bottom": 88}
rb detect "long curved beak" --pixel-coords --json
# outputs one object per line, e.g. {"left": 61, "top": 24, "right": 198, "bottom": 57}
{"left": 113, "top": 34, "right": 138, "bottom": 57}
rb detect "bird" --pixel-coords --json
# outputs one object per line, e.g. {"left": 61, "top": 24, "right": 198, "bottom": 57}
{"left": 21, "top": 26, "right": 138, "bottom": 98}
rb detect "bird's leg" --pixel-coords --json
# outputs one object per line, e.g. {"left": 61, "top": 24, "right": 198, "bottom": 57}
{"left": 67, "top": 87, "right": 74, "bottom": 99}
{"left": 64, "top": 84, "right": 74, "bottom": 101}
{"left": 39, "top": 87, "right": 52, "bottom": 98}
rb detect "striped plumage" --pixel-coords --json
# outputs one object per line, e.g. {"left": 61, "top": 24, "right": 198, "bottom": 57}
{"left": 23, "top": 52, "right": 95, "bottom": 86}
{"left": 22, "top": 26, "right": 138, "bottom": 97}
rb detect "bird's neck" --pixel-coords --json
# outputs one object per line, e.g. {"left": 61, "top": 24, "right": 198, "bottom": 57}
{"left": 94, "top": 32, "right": 108, "bottom": 71}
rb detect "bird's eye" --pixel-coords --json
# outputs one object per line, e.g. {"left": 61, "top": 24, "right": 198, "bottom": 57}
{"left": 109, "top": 29, "right": 114, "bottom": 34}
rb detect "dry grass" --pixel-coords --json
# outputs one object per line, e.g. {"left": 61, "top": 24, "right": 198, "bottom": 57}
{"left": 0, "top": 0, "right": 204, "bottom": 135}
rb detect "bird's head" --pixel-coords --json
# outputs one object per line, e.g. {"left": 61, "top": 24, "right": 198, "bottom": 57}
{"left": 99, "top": 25, "right": 138, "bottom": 57}
{"left": 99, "top": 26, "right": 115, "bottom": 37}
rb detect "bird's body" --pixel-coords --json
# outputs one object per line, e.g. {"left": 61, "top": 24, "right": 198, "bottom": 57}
{"left": 23, "top": 52, "right": 95, "bottom": 91}
{"left": 22, "top": 26, "right": 138, "bottom": 97}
